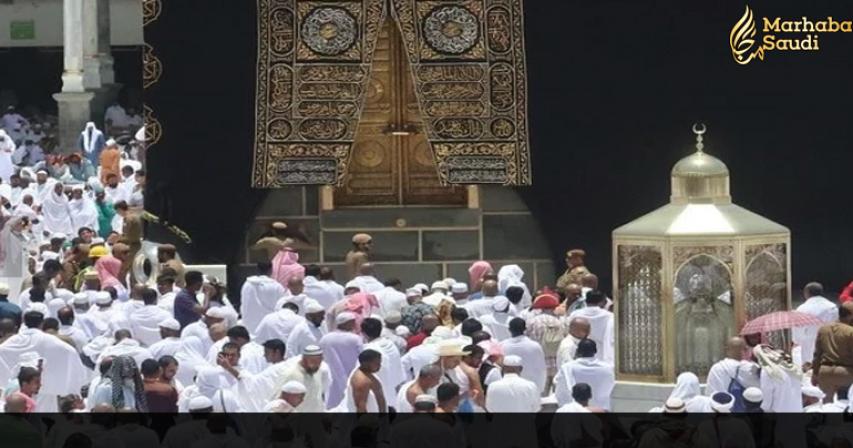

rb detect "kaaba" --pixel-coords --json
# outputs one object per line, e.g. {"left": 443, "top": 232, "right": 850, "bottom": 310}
{"left": 143, "top": 0, "right": 853, "bottom": 304}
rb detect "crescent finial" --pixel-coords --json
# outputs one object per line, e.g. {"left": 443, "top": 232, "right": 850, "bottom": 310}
{"left": 692, "top": 123, "right": 706, "bottom": 153}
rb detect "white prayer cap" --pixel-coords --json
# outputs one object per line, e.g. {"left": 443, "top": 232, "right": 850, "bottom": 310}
{"left": 443, "top": 278, "right": 456, "bottom": 286}
{"left": 384, "top": 311, "right": 402, "bottom": 324}
{"left": 431, "top": 281, "right": 449, "bottom": 291}
{"left": 27, "top": 303, "right": 48, "bottom": 316}
{"left": 91, "top": 237, "right": 106, "bottom": 245}
{"left": 335, "top": 312, "right": 357, "bottom": 326}
{"left": 710, "top": 392, "right": 734, "bottom": 413}
{"left": 415, "top": 394, "right": 438, "bottom": 405}
{"left": 36, "top": 169, "right": 48, "bottom": 175}
{"left": 663, "top": 398, "right": 686, "bottom": 413}
{"left": 47, "top": 298, "right": 66, "bottom": 318}
{"left": 94, "top": 291, "right": 112, "bottom": 305}
{"left": 106, "top": 138, "right": 117, "bottom": 146}
{"left": 87, "top": 177, "right": 102, "bottom": 190}
{"left": 41, "top": 251, "right": 60, "bottom": 262}
{"left": 344, "top": 280, "right": 360, "bottom": 290}
{"left": 451, "top": 283, "right": 468, "bottom": 294}
{"left": 205, "top": 307, "right": 228, "bottom": 319}
{"left": 0, "top": 283, "right": 8, "bottom": 295}
{"left": 395, "top": 325, "right": 411, "bottom": 337}
{"left": 431, "top": 326, "right": 453, "bottom": 340}
{"left": 303, "top": 345, "right": 323, "bottom": 356}
{"left": 503, "top": 355, "right": 522, "bottom": 367}
{"left": 159, "top": 318, "right": 181, "bottom": 331}
{"left": 743, "top": 387, "right": 763, "bottom": 403}
{"left": 304, "top": 299, "right": 325, "bottom": 314}
{"left": 413, "top": 283, "right": 429, "bottom": 294}
{"left": 491, "top": 296, "right": 510, "bottom": 312}
{"left": 188, "top": 396, "right": 213, "bottom": 411}
{"left": 51, "top": 232, "right": 67, "bottom": 240}
{"left": 72, "top": 293, "right": 90, "bottom": 305}
{"left": 802, "top": 385, "right": 825, "bottom": 400}
{"left": 405, "top": 288, "right": 422, "bottom": 297}
{"left": 54, "top": 289, "right": 74, "bottom": 301}
{"left": 281, "top": 381, "right": 307, "bottom": 394}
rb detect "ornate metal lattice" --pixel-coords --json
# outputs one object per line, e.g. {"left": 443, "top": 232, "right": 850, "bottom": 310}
{"left": 745, "top": 243, "right": 788, "bottom": 348}
{"left": 744, "top": 243, "right": 788, "bottom": 320}
{"left": 673, "top": 253, "right": 734, "bottom": 376}
{"left": 617, "top": 245, "right": 663, "bottom": 376}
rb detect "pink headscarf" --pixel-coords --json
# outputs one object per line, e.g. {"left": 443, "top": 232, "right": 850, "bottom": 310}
{"left": 468, "top": 261, "right": 493, "bottom": 291}
{"left": 343, "top": 292, "right": 379, "bottom": 332}
{"left": 271, "top": 248, "right": 305, "bottom": 289}
{"left": 95, "top": 255, "right": 123, "bottom": 289}
{"left": 345, "top": 292, "right": 378, "bottom": 315}
{"left": 478, "top": 339, "right": 504, "bottom": 359}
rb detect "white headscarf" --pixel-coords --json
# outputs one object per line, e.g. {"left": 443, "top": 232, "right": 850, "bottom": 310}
{"left": 179, "top": 366, "right": 241, "bottom": 412}
{"left": 497, "top": 264, "right": 532, "bottom": 307}
{"left": 0, "top": 184, "right": 11, "bottom": 203}
{"left": 196, "top": 366, "right": 231, "bottom": 398}
{"left": 81, "top": 122, "right": 103, "bottom": 154}
{"left": 0, "top": 130, "right": 15, "bottom": 153}
{"left": 0, "top": 130, "right": 15, "bottom": 183}
{"left": 13, "top": 202, "right": 37, "bottom": 220}
{"left": 174, "top": 336, "right": 210, "bottom": 386}
{"left": 41, "top": 185, "right": 73, "bottom": 235}
{"left": 68, "top": 187, "right": 100, "bottom": 234}
{"left": 0, "top": 216, "right": 28, "bottom": 274}
{"left": 669, "top": 372, "right": 701, "bottom": 401}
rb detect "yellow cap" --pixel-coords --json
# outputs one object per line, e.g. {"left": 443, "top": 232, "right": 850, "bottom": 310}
{"left": 89, "top": 246, "right": 109, "bottom": 258}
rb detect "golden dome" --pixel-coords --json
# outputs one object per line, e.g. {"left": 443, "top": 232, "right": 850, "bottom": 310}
{"left": 671, "top": 151, "right": 729, "bottom": 178}
{"left": 670, "top": 125, "right": 731, "bottom": 204}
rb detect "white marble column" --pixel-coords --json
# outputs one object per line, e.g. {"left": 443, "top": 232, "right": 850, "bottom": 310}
{"left": 54, "top": 0, "right": 94, "bottom": 153}
{"left": 82, "top": 0, "right": 101, "bottom": 90}
{"left": 97, "top": 0, "right": 115, "bottom": 85}
{"left": 82, "top": 0, "right": 115, "bottom": 89}
{"left": 60, "top": 0, "right": 87, "bottom": 93}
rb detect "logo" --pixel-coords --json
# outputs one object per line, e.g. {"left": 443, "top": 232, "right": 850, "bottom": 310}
{"left": 730, "top": 6, "right": 765, "bottom": 65}
{"left": 730, "top": 5, "right": 853, "bottom": 64}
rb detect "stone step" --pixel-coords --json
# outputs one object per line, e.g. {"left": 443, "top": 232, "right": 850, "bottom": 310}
{"left": 612, "top": 381, "right": 676, "bottom": 412}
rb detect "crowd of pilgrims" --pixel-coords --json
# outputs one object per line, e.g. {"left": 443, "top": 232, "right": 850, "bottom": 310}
{"left": 0, "top": 102, "right": 851, "bottom": 421}
{"left": 0, "top": 104, "right": 145, "bottom": 264}
{"left": 2, "top": 221, "right": 853, "bottom": 420}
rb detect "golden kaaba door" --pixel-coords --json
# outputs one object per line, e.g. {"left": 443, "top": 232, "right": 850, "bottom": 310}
{"left": 334, "top": 19, "right": 467, "bottom": 207}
